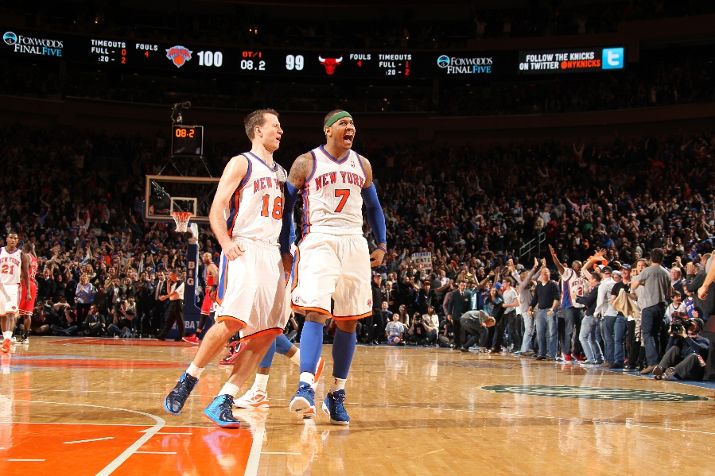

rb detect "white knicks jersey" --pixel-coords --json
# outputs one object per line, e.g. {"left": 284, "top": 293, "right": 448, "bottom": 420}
{"left": 0, "top": 247, "right": 21, "bottom": 285}
{"left": 226, "top": 152, "right": 287, "bottom": 243}
{"left": 302, "top": 146, "right": 366, "bottom": 236}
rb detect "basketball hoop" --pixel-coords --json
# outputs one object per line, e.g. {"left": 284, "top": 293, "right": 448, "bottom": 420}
{"left": 171, "top": 211, "right": 193, "bottom": 233}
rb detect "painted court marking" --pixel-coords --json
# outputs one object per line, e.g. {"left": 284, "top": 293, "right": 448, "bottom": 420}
{"left": 15, "top": 399, "right": 165, "bottom": 475}
{"left": 135, "top": 451, "right": 177, "bottom": 455}
{"left": 7, "top": 458, "right": 46, "bottom": 462}
{"left": 64, "top": 436, "right": 116, "bottom": 445}
{"left": 245, "top": 420, "right": 267, "bottom": 476}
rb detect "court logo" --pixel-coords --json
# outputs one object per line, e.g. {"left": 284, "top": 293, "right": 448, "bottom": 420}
{"left": 3, "top": 31, "right": 17, "bottom": 46}
{"left": 166, "top": 45, "right": 193, "bottom": 68}
{"left": 601, "top": 47, "right": 624, "bottom": 70}
{"left": 482, "top": 384, "right": 707, "bottom": 402}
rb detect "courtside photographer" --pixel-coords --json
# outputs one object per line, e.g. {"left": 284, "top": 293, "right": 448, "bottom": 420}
{"left": 653, "top": 317, "right": 710, "bottom": 381}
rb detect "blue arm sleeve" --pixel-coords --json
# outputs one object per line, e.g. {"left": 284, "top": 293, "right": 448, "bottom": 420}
{"left": 279, "top": 182, "right": 299, "bottom": 254}
{"left": 361, "top": 184, "right": 387, "bottom": 247}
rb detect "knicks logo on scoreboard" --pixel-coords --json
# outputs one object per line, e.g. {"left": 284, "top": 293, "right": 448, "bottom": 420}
{"left": 166, "top": 45, "right": 193, "bottom": 68}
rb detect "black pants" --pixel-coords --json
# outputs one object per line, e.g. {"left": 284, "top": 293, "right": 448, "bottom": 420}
{"left": 490, "top": 310, "right": 507, "bottom": 351}
{"left": 625, "top": 320, "right": 639, "bottom": 367}
{"left": 158, "top": 300, "right": 184, "bottom": 340}
{"left": 152, "top": 302, "right": 168, "bottom": 335}
{"left": 506, "top": 311, "right": 521, "bottom": 351}
{"left": 76, "top": 303, "right": 92, "bottom": 324}
{"left": 658, "top": 346, "right": 705, "bottom": 380}
{"left": 371, "top": 311, "right": 387, "bottom": 343}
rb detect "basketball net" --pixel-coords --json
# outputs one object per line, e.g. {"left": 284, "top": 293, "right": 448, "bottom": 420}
{"left": 171, "top": 211, "right": 193, "bottom": 233}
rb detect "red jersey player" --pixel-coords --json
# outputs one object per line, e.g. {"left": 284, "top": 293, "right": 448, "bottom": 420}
{"left": 17, "top": 242, "right": 38, "bottom": 344}
{"left": 182, "top": 252, "right": 219, "bottom": 345}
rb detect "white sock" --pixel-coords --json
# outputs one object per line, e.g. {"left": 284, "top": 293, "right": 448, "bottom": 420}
{"left": 329, "top": 378, "right": 347, "bottom": 393}
{"left": 253, "top": 373, "right": 269, "bottom": 392}
{"left": 3, "top": 331, "right": 12, "bottom": 340}
{"left": 299, "top": 371, "right": 314, "bottom": 386}
{"left": 219, "top": 382, "right": 240, "bottom": 397}
{"left": 290, "top": 349, "right": 301, "bottom": 366}
{"left": 187, "top": 362, "right": 204, "bottom": 379}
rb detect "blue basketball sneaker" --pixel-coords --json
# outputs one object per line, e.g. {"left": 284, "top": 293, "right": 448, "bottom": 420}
{"left": 164, "top": 372, "right": 198, "bottom": 415}
{"left": 289, "top": 382, "right": 316, "bottom": 418}
{"left": 204, "top": 394, "right": 243, "bottom": 428}
{"left": 322, "top": 389, "right": 350, "bottom": 425}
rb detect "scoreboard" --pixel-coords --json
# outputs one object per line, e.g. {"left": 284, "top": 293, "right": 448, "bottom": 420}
{"left": 1, "top": 29, "right": 625, "bottom": 79}
{"left": 82, "top": 40, "right": 420, "bottom": 78}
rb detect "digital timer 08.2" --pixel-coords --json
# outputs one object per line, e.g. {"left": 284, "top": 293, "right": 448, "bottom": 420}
{"left": 171, "top": 125, "right": 204, "bottom": 157}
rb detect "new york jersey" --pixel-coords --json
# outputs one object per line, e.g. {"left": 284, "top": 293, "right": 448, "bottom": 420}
{"left": 0, "top": 247, "right": 21, "bottom": 285}
{"left": 226, "top": 152, "right": 286, "bottom": 243}
{"left": 302, "top": 146, "right": 366, "bottom": 236}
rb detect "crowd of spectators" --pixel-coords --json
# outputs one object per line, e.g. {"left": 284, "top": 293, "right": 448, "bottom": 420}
{"left": 1, "top": 124, "right": 713, "bottom": 382}
{"left": 3, "top": 1, "right": 714, "bottom": 49}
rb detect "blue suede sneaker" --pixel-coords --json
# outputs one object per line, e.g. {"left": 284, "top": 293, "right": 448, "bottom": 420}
{"left": 204, "top": 394, "right": 243, "bottom": 428}
{"left": 164, "top": 372, "right": 198, "bottom": 415}
{"left": 289, "top": 382, "right": 315, "bottom": 418}
{"left": 322, "top": 389, "right": 350, "bottom": 425}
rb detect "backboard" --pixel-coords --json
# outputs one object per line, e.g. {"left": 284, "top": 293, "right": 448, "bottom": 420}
{"left": 145, "top": 175, "right": 219, "bottom": 224}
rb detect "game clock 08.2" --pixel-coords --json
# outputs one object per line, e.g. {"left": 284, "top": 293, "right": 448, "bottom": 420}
{"left": 171, "top": 125, "right": 204, "bottom": 158}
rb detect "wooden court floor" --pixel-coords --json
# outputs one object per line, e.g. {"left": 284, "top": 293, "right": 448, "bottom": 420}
{"left": 2, "top": 337, "right": 715, "bottom": 475}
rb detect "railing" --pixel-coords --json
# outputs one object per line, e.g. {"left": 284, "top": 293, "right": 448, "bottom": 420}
{"left": 519, "top": 232, "right": 546, "bottom": 262}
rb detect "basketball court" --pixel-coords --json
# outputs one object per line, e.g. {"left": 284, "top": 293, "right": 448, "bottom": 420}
{"left": 2, "top": 337, "right": 714, "bottom": 475}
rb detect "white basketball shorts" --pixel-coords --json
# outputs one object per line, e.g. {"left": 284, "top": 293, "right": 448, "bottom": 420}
{"left": 0, "top": 284, "right": 19, "bottom": 316}
{"left": 215, "top": 237, "right": 289, "bottom": 337}
{"left": 291, "top": 233, "right": 372, "bottom": 320}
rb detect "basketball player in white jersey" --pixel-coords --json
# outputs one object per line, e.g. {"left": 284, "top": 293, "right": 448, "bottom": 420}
{"left": 1, "top": 232, "right": 30, "bottom": 353}
{"left": 283, "top": 110, "right": 387, "bottom": 424}
{"left": 164, "top": 109, "right": 292, "bottom": 427}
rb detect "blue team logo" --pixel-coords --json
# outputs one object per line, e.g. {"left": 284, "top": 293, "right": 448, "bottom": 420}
{"left": 601, "top": 47, "right": 624, "bottom": 70}
{"left": 436, "top": 55, "right": 450, "bottom": 68}
{"left": 3, "top": 31, "right": 17, "bottom": 46}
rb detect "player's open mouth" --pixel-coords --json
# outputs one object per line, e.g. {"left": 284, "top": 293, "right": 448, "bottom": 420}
{"left": 343, "top": 134, "right": 354, "bottom": 143}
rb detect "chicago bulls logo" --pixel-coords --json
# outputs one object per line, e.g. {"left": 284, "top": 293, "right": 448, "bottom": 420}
{"left": 318, "top": 55, "right": 343, "bottom": 75}
{"left": 166, "top": 45, "right": 193, "bottom": 68}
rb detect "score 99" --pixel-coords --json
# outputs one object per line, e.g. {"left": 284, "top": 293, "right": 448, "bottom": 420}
{"left": 285, "top": 54, "right": 304, "bottom": 71}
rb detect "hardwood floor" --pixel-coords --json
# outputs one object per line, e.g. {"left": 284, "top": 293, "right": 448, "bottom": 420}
{"left": 1, "top": 337, "right": 714, "bottom": 475}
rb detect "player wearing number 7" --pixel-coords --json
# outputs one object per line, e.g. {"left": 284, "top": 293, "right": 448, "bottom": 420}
{"left": 283, "top": 110, "right": 387, "bottom": 424}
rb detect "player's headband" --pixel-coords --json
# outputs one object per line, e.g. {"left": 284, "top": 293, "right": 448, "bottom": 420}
{"left": 324, "top": 111, "right": 352, "bottom": 128}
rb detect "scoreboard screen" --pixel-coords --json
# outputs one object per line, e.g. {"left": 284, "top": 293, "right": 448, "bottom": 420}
{"left": 1, "top": 29, "right": 625, "bottom": 79}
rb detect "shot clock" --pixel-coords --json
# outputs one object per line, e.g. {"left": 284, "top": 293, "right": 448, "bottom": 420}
{"left": 171, "top": 125, "right": 204, "bottom": 158}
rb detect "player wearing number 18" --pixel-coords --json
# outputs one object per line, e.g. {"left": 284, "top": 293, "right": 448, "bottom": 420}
{"left": 164, "top": 109, "right": 292, "bottom": 427}
{"left": 284, "top": 110, "right": 387, "bottom": 424}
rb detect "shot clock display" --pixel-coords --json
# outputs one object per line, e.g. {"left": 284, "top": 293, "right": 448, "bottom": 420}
{"left": 171, "top": 125, "right": 204, "bottom": 158}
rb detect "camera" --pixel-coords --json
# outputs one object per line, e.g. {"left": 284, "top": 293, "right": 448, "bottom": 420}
{"left": 669, "top": 312, "right": 693, "bottom": 335}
